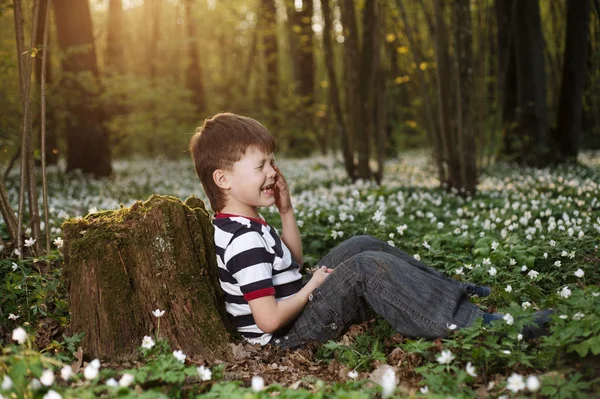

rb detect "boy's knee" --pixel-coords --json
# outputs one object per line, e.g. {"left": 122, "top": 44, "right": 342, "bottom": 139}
{"left": 346, "top": 235, "right": 382, "bottom": 249}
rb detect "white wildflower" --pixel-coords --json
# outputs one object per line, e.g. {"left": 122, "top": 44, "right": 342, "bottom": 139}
{"left": 83, "top": 363, "right": 99, "bottom": 380}
{"left": 380, "top": 367, "right": 397, "bottom": 398}
{"left": 2, "top": 375, "right": 13, "bottom": 390}
{"left": 505, "top": 285, "right": 512, "bottom": 293}
{"left": 521, "top": 301, "right": 531, "bottom": 310}
{"left": 509, "top": 258, "right": 516, "bottom": 266}
{"left": 521, "top": 265, "right": 528, "bottom": 272}
{"left": 53, "top": 237, "right": 64, "bottom": 248}
{"left": 141, "top": 335, "right": 155, "bottom": 349}
{"left": 422, "top": 241, "right": 430, "bottom": 250}
{"left": 347, "top": 370, "right": 358, "bottom": 379}
{"left": 251, "top": 375, "right": 265, "bottom": 391}
{"left": 24, "top": 237, "right": 36, "bottom": 247}
{"left": 61, "top": 365, "right": 73, "bottom": 381}
{"left": 12, "top": 327, "right": 27, "bottom": 344}
{"left": 173, "top": 350, "right": 187, "bottom": 364}
{"left": 488, "top": 267, "right": 497, "bottom": 276}
{"left": 119, "top": 373, "right": 134, "bottom": 387}
{"left": 506, "top": 373, "right": 526, "bottom": 393}
{"left": 559, "top": 286, "right": 572, "bottom": 299}
{"left": 517, "top": 333, "right": 523, "bottom": 341}
{"left": 11, "top": 262, "right": 18, "bottom": 271}
{"left": 420, "top": 386, "right": 429, "bottom": 394}
{"left": 527, "top": 270, "right": 539, "bottom": 279}
{"left": 106, "top": 378, "right": 118, "bottom": 387}
{"left": 197, "top": 366, "right": 212, "bottom": 381}
{"left": 573, "top": 312, "right": 585, "bottom": 320}
{"left": 526, "top": 375, "right": 541, "bottom": 392}
{"left": 40, "top": 369, "right": 55, "bottom": 386}
{"left": 466, "top": 362, "right": 477, "bottom": 377}
{"left": 8, "top": 313, "right": 19, "bottom": 320}
{"left": 43, "top": 390, "right": 62, "bottom": 399}
{"left": 436, "top": 350, "right": 455, "bottom": 364}
{"left": 491, "top": 241, "right": 499, "bottom": 250}
{"left": 413, "top": 254, "right": 421, "bottom": 261}
{"left": 574, "top": 268, "right": 584, "bottom": 278}
{"left": 152, "top": 309, "right": 165, "bottom": 318}
{"left": 482, "top": 258, "right": 491, "bottom": 265}
{"left": 503, "top": 314, "right": 514, "bottom": 325}
{"left": 554, "top": 260, "right": 561, "bottom": 267}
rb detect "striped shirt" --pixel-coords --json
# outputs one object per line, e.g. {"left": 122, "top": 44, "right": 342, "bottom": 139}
{"left": 213, "top": 213, "right": 303, "bottom": 345}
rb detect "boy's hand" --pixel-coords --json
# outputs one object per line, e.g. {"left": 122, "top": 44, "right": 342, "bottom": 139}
{"left": 309, "top": 266, "right": 332, "bottom": 289}
{"left": 273, "top": 164, "right": 293, "bottom": 214}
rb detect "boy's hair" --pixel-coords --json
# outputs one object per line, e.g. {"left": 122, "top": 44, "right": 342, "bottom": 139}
{"left": 189, "top": 113, "right": 276, "bottom": 212}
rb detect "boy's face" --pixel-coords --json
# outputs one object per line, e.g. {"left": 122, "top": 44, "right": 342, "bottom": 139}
{"left": 218, "top": 146, "right": 278, "bottom": 218}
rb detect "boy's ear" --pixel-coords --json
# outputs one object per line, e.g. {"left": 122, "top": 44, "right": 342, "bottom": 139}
{"left": 213, "top": 169, "right": 231, "bottom": 190}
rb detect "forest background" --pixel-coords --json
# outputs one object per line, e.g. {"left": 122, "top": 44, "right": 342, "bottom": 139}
{"left": 0, "top": 0, "right": 599, "bottom": 186}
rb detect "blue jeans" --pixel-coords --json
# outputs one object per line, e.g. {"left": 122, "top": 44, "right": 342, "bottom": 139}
{"left": 271, "top": 236, "right": 484, "bottom": 348}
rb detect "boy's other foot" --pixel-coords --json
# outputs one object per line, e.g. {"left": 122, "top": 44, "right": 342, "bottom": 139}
{"left": 465, "top": 283, "right": 492, "bottom": 298}
{"left": 521, "top": 309, "right": 554, "bottom": 340}
{"left": 482, "top": 312, "right": 504, "bottom": 325}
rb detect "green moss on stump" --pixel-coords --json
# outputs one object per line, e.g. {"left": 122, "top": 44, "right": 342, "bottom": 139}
{"left": 62, "top": 195, "right": 232, "bottom": 362}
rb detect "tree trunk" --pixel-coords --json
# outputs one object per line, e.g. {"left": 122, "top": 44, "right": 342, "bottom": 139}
{"left": 184, "top": 0, "right": 206, "bottom": 115}
{"left": 321, "top": 0, "right": 354, "bottom": 178}
{"left": 35, "top": 0, "right": 58, "bottom": 166}
{"left": 432, "top": 0, "right": 453, "bottom": 185}
{"left": 261, "top": 0, "right": 278, "bottom": 114}
{"left": 62, "top": 195, "right": 233, "bottom": 361}
{"left": 356, "top": 0, "right": 378, "bottom": 180}
{"left": 339, "top": 0, "right": 360, "bottom": 169}
{"left": 512, "top": 0, "right": 550, "bottom": 166}
{"left": 453, "top": 0, "right": 477, "bottom": 194}
{"left": 554, "top": 0, "right": 591, "bottom": 163}
{"left": 495, "top": 0, "right": 519, "bottom": 159}
{"left": 105, "top": 0, "right": 126, "bottom": 75}
{"left": 53, "top": 0, "right": 112, "bottom": 177}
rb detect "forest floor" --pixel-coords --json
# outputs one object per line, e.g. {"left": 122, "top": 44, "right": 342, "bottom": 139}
{"left": 1, "top": 152, "right": 600, "bottom": 398}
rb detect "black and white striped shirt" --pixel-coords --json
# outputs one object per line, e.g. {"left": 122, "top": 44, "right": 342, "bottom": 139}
{"left": 213, "top": 213, "right": 303, "bottom": 345}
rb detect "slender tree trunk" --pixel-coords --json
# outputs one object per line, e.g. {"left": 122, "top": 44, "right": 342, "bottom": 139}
{"left": 14, "top": 0, "right": 42, "bottom": 254}
{"left": 495, "top": 0, "right": 519, "bottom": 159}
{"left": 40, "top": 0, "right": 51, "bottom": 254}
{"left": 321, "top": 0, "right": 354, "bottom": 178}
{"left": 106, "top": 0, "right": 126, "bottom": 74}
{"left": 432, "top": 0, "right": 452, "bottom": 186}
{"left": 453, "top": 0, "right": 477, "bottom": 194}
{"left": 184, "top": 0, "right": 206, "bottom": 115}
{"left": 356, "top": 0, "right": 378, "bottom": 180}
{"left": 53, "top": 0, "right": 112, "bottom": 176}
{"left": 261, "top": 0, "right": 278, "bottom": 114}
{"left": 554, "top": 0, "right": 591, "bottom": 163}
{"left": 513, "top": 0, "right": 550, "bottom": 166}
{"left": 339, "top": 0, "right": 360, "bottom": 167}
{"left": 34, "top": 0, "right": 57, "bottom": 166}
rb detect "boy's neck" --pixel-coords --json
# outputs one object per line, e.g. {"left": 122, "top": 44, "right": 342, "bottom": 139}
{"left": 219, "top": 205, "right": 260, "bottom": 220}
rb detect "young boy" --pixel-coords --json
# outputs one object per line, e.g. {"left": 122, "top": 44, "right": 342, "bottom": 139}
{"left": 189, "top": 113, "right": 551, "bottom": 348}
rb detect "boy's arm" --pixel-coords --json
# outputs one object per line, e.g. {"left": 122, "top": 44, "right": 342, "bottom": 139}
{"left": 273, "top": 165, "right": 303, "bottom": 265}
{"left": 248, "top": 266, "right": 331, "bottom": 334}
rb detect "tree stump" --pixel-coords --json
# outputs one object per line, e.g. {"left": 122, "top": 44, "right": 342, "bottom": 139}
{"left": 62, "top": 194, "right": 233, "bottom": 361}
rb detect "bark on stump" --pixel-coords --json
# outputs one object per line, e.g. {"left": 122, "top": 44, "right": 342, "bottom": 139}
{"left": 62, "top": 195, "right": 232, "bottom": 361}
